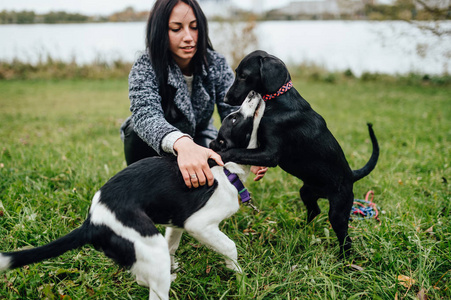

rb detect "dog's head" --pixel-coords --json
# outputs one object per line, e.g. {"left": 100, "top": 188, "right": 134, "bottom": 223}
{"left": 210, "top": 91, "right": 265, "bottom": 152}
{"left": 225, "top": 50, "right": 291, "bottom": 106}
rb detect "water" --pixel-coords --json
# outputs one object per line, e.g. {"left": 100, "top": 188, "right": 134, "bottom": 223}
{"left": 1, "top": 22, "right": 146, "bottom": 64}
{"left": 254, "top": 21, "right": 450, "bottom": 76}
{"left": 1, "top": 20, "right": 449, "bottom": 75}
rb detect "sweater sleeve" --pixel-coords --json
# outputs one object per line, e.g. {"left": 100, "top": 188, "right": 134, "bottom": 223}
{"left": 128, "top": 54, "right": 179, "bottom": 155}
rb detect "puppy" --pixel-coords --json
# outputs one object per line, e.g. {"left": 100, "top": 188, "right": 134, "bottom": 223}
{"left": 211, "top": 50, "right": 379, "bottom": 256}
{"left": 0, "top": 91, "right": 265, "bottom": 300}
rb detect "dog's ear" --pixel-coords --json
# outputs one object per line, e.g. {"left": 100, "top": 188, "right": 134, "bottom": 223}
{"left": 259, "top": 55, "right": 291, "bottom": 94}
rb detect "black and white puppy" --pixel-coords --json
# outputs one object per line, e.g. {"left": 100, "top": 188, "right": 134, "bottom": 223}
{"left": 0, "top": 91, "right": 265, "bottom": 300}
{"left": 212, "top": 50, "right": 379, "bottom": 257}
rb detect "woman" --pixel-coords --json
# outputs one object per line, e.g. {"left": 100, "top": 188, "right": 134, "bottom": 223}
{"left": 121, "top": 0, "right": 266, "bottom": 188}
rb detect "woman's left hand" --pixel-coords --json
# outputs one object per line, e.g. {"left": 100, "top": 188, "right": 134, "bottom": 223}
{"left": 250, "top": 166, "right": 268, "bottom": 181}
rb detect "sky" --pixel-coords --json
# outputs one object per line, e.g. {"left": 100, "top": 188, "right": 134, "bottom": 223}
{"left": 0, "top": 0, "right": 293, "bottom": 15}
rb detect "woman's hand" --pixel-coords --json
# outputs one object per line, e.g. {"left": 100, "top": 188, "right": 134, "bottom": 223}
{"left": 250, "top": 166, "right": 268, "bottom": 181}
{"left": 174, "top": 137, "right": 224, "bottom": 188}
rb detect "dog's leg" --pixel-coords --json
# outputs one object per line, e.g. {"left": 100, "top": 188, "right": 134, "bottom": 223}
{"left": 185, "top": 224, "right": 242, "bottom": 273}
{"left": 131, "top": 233, "right": 171, "bottom": 300}
{"left": 90, "top": 198, "right": 171, "bottom": 299}
{"left": 328, "top": 188, "right": 354, "bottom": 258}
{"left": 165, "top": 227, "right": 184, "bottom": 278}
{"left": 300, "top": 185, "right": 321, "bottom": 223}
{"left": 219, "top": 148, "right": 279, "bottom": 167}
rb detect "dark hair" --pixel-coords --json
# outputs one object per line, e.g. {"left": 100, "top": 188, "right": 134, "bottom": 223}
{"left": 146, "top": 0, "right": 213, "bottom": 101}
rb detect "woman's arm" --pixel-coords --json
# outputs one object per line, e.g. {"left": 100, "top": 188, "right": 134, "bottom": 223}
{"left": 129, "top": 54, "right": 180, "bottom": 155}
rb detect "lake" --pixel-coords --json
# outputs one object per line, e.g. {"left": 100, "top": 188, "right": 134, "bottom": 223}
{"left": 1, "top": 20, "right": 450, "bottom": 76}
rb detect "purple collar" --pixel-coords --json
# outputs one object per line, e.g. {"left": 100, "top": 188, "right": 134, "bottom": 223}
{"left": 223, "top": 168, "right": 251, "bottom": 203}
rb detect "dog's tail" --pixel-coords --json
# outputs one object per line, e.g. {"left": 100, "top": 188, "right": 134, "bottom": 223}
{"left": 0, "top": 223, "right": 89, "bottom": 271}
{"left": 352, "top": 123, "right": 379, "bottom": 182}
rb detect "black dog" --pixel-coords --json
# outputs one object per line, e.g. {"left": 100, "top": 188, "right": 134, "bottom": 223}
{"left": 211, "top": 50, "right": 379, "bottom": 256}
{"left": 0, "top": 92, "right": 266, "bottom": 300}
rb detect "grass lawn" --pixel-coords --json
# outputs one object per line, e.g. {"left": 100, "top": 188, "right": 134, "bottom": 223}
{"left": 0, "top": 77, "right": 449, "bottom": 299}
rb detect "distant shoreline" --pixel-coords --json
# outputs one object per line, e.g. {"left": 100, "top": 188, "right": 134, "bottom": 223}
{"left": 1, "top": 2, "right": 449, "bottom": 25}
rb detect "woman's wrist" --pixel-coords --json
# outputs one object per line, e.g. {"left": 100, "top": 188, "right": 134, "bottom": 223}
{"left": 173, "top": 135, "right": 194, "bottom": 155}
{"left": 161, "top": 131, "right": 192, "bottom": 155}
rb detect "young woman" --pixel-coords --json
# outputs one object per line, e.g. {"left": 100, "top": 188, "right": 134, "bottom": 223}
{"left": 121, "top": 0, "right": 266, "bottom": 188}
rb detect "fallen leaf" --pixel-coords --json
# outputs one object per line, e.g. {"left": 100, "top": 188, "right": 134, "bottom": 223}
{"left": 398, "top": 274, "right": 415, "bottom": 288}
{"left": 206, "top": 265, "right": 212, "bottom": 274}
{"left": 425, "top": 226, "right": 434, "bottom": 235}
{"left": 243, "top": 228, "right": 257, "bottom": 235}
{"left": 6, "top": 281, "right": 19, "bottom": 294}
{"left": 347, "top": 264, "right": 364, "bottom": 271}
{"left": 417, "top": 288, "right": 428, "bottom": 300}
{"left": 85, "top": 287, "right": 95, "bottom": 297}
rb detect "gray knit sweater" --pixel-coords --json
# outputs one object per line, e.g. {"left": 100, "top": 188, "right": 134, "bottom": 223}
{"left": 128, "top": 49, "right": 237, "bottom": 155}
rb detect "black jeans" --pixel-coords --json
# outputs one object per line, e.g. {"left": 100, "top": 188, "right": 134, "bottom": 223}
{"left": 120, "top": 117, "right": 217, "bottom": 166}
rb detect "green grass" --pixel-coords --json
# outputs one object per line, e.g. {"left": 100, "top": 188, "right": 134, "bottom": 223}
{"left": 0, "top": 77, "right": 449, "bottom": 299}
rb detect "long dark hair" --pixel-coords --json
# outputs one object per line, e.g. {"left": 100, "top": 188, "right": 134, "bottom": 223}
{"left": 146, "top": 0, "right": 213, "bottom": 101}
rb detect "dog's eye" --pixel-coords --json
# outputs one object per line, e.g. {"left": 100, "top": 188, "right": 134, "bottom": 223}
{"left": 219, "top": 140, "right": 224, "bottom": 145}
{"left": 232, "top": 117, "right": 237, "bottom": 124}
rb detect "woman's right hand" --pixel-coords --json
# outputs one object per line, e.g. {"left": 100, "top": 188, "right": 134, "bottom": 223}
{"left": 173, "top": 137, "right": 224, "bottom": 188}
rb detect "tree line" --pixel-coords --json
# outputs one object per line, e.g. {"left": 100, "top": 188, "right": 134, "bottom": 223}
{"left": 0, "top": 7, "right": 147, "bottom": 24}
{"left": 0, "top": 10, "right": 92, "bottom": 24}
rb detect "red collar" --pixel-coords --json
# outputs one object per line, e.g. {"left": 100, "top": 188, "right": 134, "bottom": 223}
{"left": 262, "top": 80, "right": 293, "bottom": 102}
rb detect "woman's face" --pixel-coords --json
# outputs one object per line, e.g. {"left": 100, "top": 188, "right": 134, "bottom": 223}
{"left": 168, "top": 1, "right": 198, "bottom": 73}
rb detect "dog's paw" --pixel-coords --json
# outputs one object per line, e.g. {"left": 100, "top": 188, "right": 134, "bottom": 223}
{"left": 170, "top": 257, "right": 180, "bottom": 273}
{"left": 170, "top": 273, "right": 177, "bottom": 282}
{"left": 171, "top": 262, "right": 179, "bottom": 272}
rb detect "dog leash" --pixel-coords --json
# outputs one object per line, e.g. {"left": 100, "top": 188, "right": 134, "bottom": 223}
{"left": 262, "top": 80, "right": 293, "bottom": 102}
{"left": 223, "top": 168, "right": 260, "bottom": 213}
{"left": 350, "top": 190, "right": 380, "bottom": 222}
